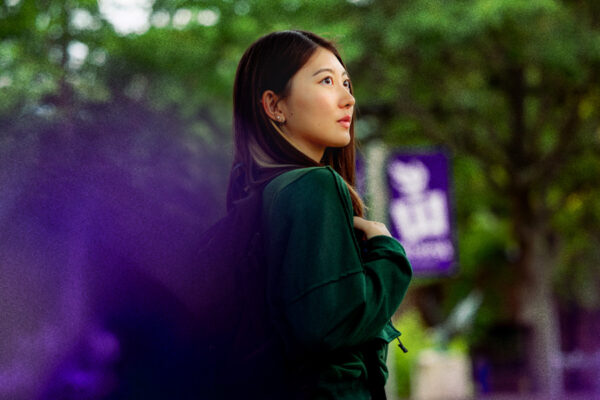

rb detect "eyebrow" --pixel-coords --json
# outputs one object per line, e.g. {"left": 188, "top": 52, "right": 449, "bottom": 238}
{"left": 312, "top": 68, "right": 349, "bottom": 78}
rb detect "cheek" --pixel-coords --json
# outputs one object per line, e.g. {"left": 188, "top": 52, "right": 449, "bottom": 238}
{"left": 294, "top": 90, "right": 328, "bottom": 113}
{"left": 293, "top": 92, "right": 329, "bottom": 123}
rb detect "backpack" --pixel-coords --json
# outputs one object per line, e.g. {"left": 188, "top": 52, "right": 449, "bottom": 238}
{"left": 192, "top": 182, "right": 284, "bottom": 398}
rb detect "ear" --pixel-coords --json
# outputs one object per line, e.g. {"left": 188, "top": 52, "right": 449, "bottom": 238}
{"left": 261, "top": 90, "right": 285, "bottom": 123}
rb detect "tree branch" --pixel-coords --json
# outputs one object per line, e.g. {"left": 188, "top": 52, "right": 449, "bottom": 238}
{"left": 394, "top": 96, "right": 509, "bottom": 168}
{"left": 522, "top": 90, "right": 585, "bottom": 187}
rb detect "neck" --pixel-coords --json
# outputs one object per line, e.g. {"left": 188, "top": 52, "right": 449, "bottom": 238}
{"left": 268, "top": 120, "right": 324, "bottom": 163}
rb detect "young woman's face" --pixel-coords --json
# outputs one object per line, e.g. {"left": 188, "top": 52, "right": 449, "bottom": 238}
{"left": 278, "top": 47, "right": 355, "bottom": 162}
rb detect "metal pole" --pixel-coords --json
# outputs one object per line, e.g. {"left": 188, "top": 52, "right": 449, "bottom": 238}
{"left": 365, "top": 141, "right": 401, "bottom": 400}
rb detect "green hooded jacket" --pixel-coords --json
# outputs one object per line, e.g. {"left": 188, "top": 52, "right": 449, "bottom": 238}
{"left": 261, "top": 166, "right": 413, "bottom": 399}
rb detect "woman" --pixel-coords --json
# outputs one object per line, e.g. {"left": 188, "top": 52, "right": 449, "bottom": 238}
{"left": 226, "top": 30, "right": 412, "bottom": 400}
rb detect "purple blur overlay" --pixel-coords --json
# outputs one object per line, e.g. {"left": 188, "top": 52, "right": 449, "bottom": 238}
{"left": 387, "top": 150, "right": 456, "bottom": 276}
{"left": 1, "top": 112, "right": 229, "bottom": 399}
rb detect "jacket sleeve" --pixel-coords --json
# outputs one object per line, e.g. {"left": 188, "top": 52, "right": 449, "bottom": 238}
{"left": 263, "top": 168, "right": 412, "bottom": 356}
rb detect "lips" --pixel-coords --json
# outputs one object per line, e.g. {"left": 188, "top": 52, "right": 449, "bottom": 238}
{"left": 337, "top": 115, "right": 352, "bottom": 129}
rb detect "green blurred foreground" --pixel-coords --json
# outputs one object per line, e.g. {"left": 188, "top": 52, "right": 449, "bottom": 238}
{"left": 2, "top": 0, "right": 600, "bottom": 398}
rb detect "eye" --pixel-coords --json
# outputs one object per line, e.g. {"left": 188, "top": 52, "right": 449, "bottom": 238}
{"left": 320, "top": 76, "right": 333, "bottom": 85}
{"left": 343, "top": 79, "right": 351, "bottom": 90}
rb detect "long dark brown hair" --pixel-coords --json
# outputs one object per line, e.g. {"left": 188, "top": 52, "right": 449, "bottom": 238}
{"left": 227, "top": 30, "right": 364, "bottom": 216}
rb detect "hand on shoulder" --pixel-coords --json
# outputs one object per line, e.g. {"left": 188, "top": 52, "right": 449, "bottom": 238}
{"left": 353, "top": 216, "right": 392, "bottom": 240}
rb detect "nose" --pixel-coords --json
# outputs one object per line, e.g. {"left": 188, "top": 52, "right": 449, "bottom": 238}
{"left": 339, "top": 87, "right": 355, "bottom": 109}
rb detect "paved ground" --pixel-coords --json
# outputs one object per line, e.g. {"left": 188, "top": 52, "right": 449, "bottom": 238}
{"left": 396, "top": 394, "right": 599, "bottom": 400}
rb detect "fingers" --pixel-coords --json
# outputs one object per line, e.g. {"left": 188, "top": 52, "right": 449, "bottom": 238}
{"left": 353, "top": 216, "right": 386, "bottom": 230}
{"left": 353, "top": 216, "right": 392, "bottom": 239}
{"left": 353, "top": 216, "right": 367, "bottom": 230}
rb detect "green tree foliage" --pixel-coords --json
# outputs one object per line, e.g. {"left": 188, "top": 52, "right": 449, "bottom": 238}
{"left": 347, "top": 0, "right": 600, "bottom": 395}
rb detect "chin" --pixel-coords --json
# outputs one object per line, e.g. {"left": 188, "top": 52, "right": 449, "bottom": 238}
{"left": 337, "top": 134, "right": 352, "bottom": 147}
{"left": 326, "top": 133, "right": 351, "bottom": 148}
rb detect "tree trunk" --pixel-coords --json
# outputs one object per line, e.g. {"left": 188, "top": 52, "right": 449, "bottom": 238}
{"left": 514, "top": 215, "right": 563, "bottom": 398}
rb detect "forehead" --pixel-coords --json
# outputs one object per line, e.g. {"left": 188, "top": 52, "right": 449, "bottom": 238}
{"left": 298, "top": 47, "right": 346, "bottom": 77}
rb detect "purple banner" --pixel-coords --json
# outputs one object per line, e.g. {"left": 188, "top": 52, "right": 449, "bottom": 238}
{"left": 387, "top": 150, "right": 456, "bottom": 276}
